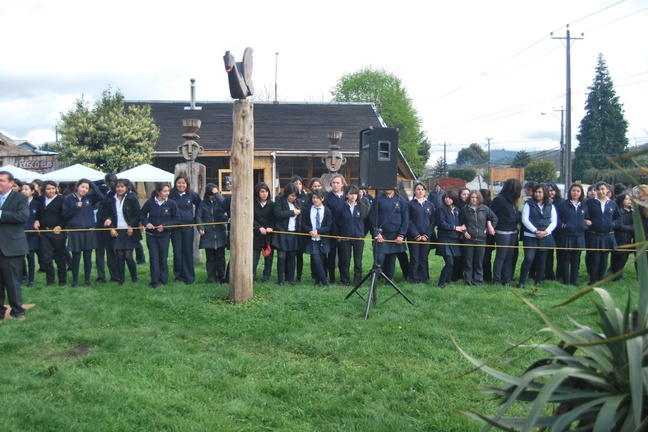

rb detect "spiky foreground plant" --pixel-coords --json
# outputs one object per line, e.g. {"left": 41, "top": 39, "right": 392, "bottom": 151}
{"left": 455, "top": 199, "right": 648, "bottom": 431}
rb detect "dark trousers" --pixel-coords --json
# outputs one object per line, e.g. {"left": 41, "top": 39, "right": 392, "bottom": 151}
{"left": 71, "top": 250, "right": 93, "bottom": 284}
{"left": 172, "top": 227, "right": 196, "bottom": 284}
{"left": 376, "top": 249, "right": 397, "bottom": 281}
{"left": 610, "top": 250, "right": 632, "bottom": 281}
{"left": 339, "top": 240, "right": 364, "bottom": 286}
{"left": 295, "top": 251, "right": 304, "bottom": 282}
{"left": 310, "top": 253, "right": 328, "bottom": 286}
{"left": 493, "top": 232, "right": 517, "bottom": 284}
{"left": 545, "top": 250, "right": 556, "bottom": 280}
{"left": 451, "top": 255, "right": 464, "bottom": 281}
{"left": 325, "top": 245, "right": 339, "bottom": 283}
{"left": 482, "top": 235, "right": 495, "bottom": 282}
{"left": 519, "top": 239, "right": 548, "bottom": 285}
{"left": 439, "top": 255, "right": 455, "bottom": 286}
{"left": 135, "top": 241, "right": 145, "bottom": 264}
{"left": 95, "top": 230, "right": 118, "bottom": 282}
{"left": 588, "top": 251, "right": 610, "bottom": 284}
{"left": 397, "top": 251, "right": 409, "bottom": 280}
{"left": 463, "top": 243, "right": 486, "bottom": 284}
{"left": 115, "top": 248, "right": 137, "bottom": 283}
{"left": 0, "top": 252, "right": 25, "bottom": 318}
{"left": 252, "top": 248, "right": 274, "bottom": 282}
{"left": 40, "top": 232, "right": 67, "bottom": 285}
{"left": 408, "top": 242, "right": 430, "bottom": 283}
{"left": 147, "top": 234, "right": 171, "bottom": 285}
{"left": 559, "top": 249, "right": 582, "bottom": 285}
{"left": 277, "top": 250, "right": 296, "bottom": 284}
{"left": 23, "top": 250, "right": 36, "bottom": 284}
{"left": 205, "top": 247, "right": 226, "bottom": 282}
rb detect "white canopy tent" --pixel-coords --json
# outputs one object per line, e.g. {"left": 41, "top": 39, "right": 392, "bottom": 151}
{"left": 43, "top": 163, "right": 105, "bottom": 182}
{"left": 1, "top": 164, "right": 40, "bottom": 182}
{"left": 116, "top": 164, "right": 174, "bottom": 183}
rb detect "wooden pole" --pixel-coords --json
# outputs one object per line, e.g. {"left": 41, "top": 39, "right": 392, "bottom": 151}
{"left": 229, "top": 99, "right": 254, "bottom": 303}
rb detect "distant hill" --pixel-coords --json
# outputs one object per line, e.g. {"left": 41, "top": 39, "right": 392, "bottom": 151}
{"left": 436, "top": 148, "right": 563, "bottom": 170}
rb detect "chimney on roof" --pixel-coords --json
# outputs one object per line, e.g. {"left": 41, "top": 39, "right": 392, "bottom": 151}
{"left": 184, "top": 78, "right": 202, "bottom": 111}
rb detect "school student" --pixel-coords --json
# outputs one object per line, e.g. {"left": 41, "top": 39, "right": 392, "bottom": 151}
{"left": 272, "top": 183, "right": 302, "bottom": 286}
{"left": 169, "top": 175, "right": 201, "bottom": 285}
{"left": 610, "top": 193, "right": 634, "bottom": 281}
{"left": 62, "top": 178, "right": 98, "bottom": 287}
{"left": 140, "top": 183, "right": 180, "bottom": 288}
{"left": 105, "top": 179, "right": 142, "bottom": 285}
{"left": 252, "top": 182, "right": 275, "bottom": 283}
{"left": 584, "top": 181, "right": 620, "bottom": 285}
{"left": 517, "top": 183, "right": 557, "bottom": 288}
{"left": 301, "top": 190, "right": 332, "bottom": 287}
{"left": 406, "top": 182, "right": 436, "bottom": 284}
{"left": 333, "top": 185, "right": 368, "bottom": 287}
{"left": 555, "top": 184, "right": 590, "bottom": 286}
{"left": 435, "top": 190, "right": 464, "bottom": 288}
{"left": 34, "top": 180, "right": 67, "bottom": 286}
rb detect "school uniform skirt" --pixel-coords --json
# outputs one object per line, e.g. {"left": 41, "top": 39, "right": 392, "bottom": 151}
{"left": 558, "top": 234, "right": 585, "bottom": 250}
{"left": 272, "top": 231, "right": 301, "bottom": 252}
{"left": 585, "top": 231, "right": 617, "bottom": 251}
{"left": 67, "top": 229, "right": 98, "bottom": 252}
{"left": 113, "top": 230, "right": 137, "bottom": 250}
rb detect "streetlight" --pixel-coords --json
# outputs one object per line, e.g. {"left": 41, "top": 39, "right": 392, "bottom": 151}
{"left": 541, "top": 108, "right": 565, "bottom": 184}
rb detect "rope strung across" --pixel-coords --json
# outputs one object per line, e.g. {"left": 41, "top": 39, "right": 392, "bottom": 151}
{"left": 26, "top": 222, "right": 636, "bottom": 253}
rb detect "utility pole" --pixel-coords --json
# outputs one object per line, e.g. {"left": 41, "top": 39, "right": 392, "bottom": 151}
{"left": 552, "top": 25, "right": 583, "bottom": 187}
{"left": 485, "top": 137, "right": 492, "bottom": 187}
{"left": 541, "top": 108, "right": 565, "bottom": 183}
{"left": 443, "top": 141, "right": 448, "bottom": 176}
{"left": 274, "top": 52, "right": 279, "bottom": 104}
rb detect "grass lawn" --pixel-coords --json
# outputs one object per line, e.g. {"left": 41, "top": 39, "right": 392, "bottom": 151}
{"left": 0, "top": 245, "right": 637, "bottom": 431}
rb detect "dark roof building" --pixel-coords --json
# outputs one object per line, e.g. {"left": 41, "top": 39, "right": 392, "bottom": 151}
{"left": 127, "top": 100, "right": 416, "bottom": 194}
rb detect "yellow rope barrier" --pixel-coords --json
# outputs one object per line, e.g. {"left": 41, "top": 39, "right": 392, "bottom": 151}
{"left": 26, "top": 222, "right": 637, "bottom": 253}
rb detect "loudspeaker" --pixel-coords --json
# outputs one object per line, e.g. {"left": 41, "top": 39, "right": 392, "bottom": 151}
{"left": 359, "top": 127, "right": 399, "bottom": 190}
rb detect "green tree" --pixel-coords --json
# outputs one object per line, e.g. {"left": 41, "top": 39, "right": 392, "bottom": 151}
{"left": 525, "top": 160, "right": 557, "bottom": 183}
{"left": 456, "top": 143, "right": 488, "bottom": 167}
{"left": 572, "top": 53, "right": 629, "bottom": 181}
{"left": 511, "top": 150, "right": 531, "bottom": 168}
{"left": 53, "top": 87, "right": 160, "bottom": 173}
{"left": 431, "top": 157, "right": 448, "bottom": 179}
{"left": 448, "top": 168, "right": 476, "bottom": 183}
{"left": 331, "top": 67, "right": 429, "bottom": 177}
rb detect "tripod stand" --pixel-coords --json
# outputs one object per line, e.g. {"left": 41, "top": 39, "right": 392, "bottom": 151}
{"left": 345, "top": 228, "right": 414, "bottom": 319}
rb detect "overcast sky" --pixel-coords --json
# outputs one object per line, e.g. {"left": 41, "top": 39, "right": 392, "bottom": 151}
{"left": 1, "top": 0, "right": 646, "bottom": 166}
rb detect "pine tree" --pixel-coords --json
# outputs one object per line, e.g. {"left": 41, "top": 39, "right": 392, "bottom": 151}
{"left": 572, "top": 54, "right": 629, "bottom": 181}
{"left": 511, "top": 150, "right": 531, "bottom": 168}
{"left": 431, "top": 157, "right": 448, "bottom": 178}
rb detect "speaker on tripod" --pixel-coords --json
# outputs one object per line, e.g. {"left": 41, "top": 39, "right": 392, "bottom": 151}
{"left": 346, "top": 126, "right": 413, "bottom": 319}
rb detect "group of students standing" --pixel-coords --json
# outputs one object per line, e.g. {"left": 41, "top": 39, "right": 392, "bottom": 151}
{"left": 18, "top": 170, "right": 639, "bottom": 291}
{"left": 20, "top": 174, "right": 232, "bottom": 290}
{"left": 252, "top": 175, "right": 639, "bottom": 290}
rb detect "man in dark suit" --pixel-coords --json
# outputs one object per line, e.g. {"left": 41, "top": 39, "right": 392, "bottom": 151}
{"left": 0, "top": 171, "right": 30, "bottom": 321}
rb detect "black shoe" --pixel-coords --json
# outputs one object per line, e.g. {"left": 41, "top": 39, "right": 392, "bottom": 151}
{"left": 534, "top": 281, "right": 542, "bottom": 287}
{"left": 438, "top": 284, "right": 445, "bottom": 289}
{"left": 72, "top": 282, "right": 79, "bottom": 288}
{"left": 150, "top": 283, "right": 158, "bottom": 289}
{"left": 85, "top": 281, "right": 91, "bottom": 287}
{"left": 517, "top": 283, "right": 525, "bottom": 288}
{"left": 95, "top": 278, "right": 106, "bottom": 284}
{"left": 28, "top": 281, "right": 34, "bottom": 288}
